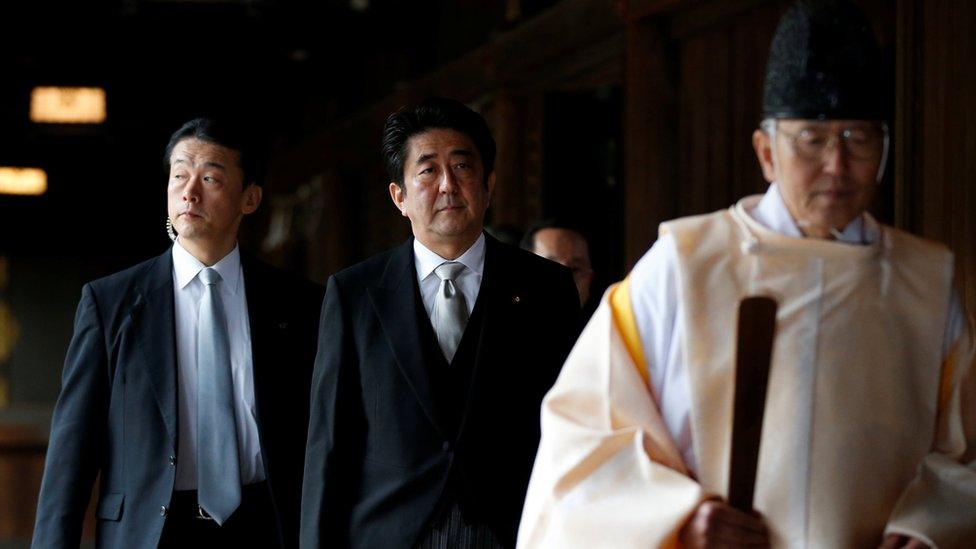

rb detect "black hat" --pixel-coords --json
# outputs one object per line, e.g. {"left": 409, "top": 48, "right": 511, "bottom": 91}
{"left": 762, "top": 0, "right": 884, "bottom": 120}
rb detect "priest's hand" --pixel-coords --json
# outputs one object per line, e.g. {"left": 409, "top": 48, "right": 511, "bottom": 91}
{"left": 878, "top": 533, "right": 931, "bottom": 549}
{"left": 679, "top": 497, "right": 770, "bottom": 548}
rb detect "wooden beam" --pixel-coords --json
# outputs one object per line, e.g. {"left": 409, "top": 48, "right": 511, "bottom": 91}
{"left": 620, "top": 0, "right": 699, "bottom": 23}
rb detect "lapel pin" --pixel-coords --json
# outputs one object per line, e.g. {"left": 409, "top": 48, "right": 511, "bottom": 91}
{"left": 512, "top": 295, "right": 521, "bottom": 304}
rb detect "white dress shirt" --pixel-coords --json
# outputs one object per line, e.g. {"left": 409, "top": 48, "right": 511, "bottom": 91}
{"left": 414, "top": 233, "right": 486, "bottom": 319}
{"left": 629, "top": 183, "right": 964, "bottom": 474}
{"left": 171, "top": 241, "right": 265, "bottom": 490}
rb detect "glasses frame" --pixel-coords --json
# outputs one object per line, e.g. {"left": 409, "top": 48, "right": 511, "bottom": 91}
{"left": 762, "top": 119, "right": 890, "bottom": 183}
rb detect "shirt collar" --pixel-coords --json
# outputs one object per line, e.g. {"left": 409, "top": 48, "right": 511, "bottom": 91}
{"left": 172, "top": 240, "right": 243, "bottom": 294}
{"left": 750, "top": 183, "right": 879, "bottom": 245}
{"left": 413, "top": 232, "right": 486, "bottom": 281}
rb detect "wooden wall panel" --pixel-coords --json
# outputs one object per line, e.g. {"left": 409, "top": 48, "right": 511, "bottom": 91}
{"left": 0, "top": 426, "right": 45, "bottom": 541}
{"left": 624, "top": 0, "right": 786, "bottom": 267}
{"left": 483, "top": 91, "right": 546, "bottom": 229}
{"left": 673, "top": 2, "right": 785, "bottom": 216}
{"left": 899, "top": 0, "right": 976, "bottom": 318}
{"left": 624, "top": 19, "right": 678, "bottom": 266}
{"left": 678, "top": 32, "right": 721, "bottom": 215}
{"left": 0, "top": 421, "right": 96, "bottom": 544}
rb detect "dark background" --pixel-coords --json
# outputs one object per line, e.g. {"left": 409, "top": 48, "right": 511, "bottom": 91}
{"left": 0, "top": 0, "right": 570, "bottom": 403}
{"left": 1, "top": 0, "right": 973, "bottom": 403}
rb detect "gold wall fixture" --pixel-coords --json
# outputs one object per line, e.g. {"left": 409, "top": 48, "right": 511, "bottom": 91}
{"left": 0, "top": 167, "right": 48, "bottom": 196}
{"left": 29, "top": 86, "right": 107, "bottom": 124}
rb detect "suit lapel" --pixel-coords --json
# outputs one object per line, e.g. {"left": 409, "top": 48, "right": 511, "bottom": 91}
{"left": 368, "top": 239, "right": 447, "bottom": 438}
{"left": 132, "top": 250, "right": 179, "bottom": 444}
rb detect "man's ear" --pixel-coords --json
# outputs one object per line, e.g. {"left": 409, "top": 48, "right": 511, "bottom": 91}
{"left": 389, "top": 182, "right": 407, "bottom": 217}
{"left": 242, "top": 184, "right": 263, "bottom": 215}
{"left": 752, "top": 129, "right": 776, "bottom": 183}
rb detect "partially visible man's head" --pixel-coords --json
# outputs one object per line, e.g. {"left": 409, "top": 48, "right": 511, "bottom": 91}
{"left": 384, "top": 98, "right": 496, "bottom": 256}
{"left": 752, "top": 0, "right": 888, "bottom": 239}
{"left": 522, "top": 221, "right": 593, "bottom": 306}
{"left": 165, "top": 118, "right": 263, "bottom": 252}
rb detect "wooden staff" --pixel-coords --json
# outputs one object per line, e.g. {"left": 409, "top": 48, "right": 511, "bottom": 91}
{"left": 727, "top": 295, "right": 778, "bottom": 512}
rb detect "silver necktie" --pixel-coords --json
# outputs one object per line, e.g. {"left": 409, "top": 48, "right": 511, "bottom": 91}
{"left": 196, "top": 267, "right": 241, "bottom": 525}
{"left": 431, "top": 262, "right": 469, "bottom": 363}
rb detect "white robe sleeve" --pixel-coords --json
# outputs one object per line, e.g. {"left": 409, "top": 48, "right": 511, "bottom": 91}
{"left": 516, "top": 286, "right": 705, "bottom": 549}
{"left": 885, "top": 303, "right": 976, "bottom": 549}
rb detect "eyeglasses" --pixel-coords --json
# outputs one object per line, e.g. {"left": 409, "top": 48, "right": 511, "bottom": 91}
{"left": 774, "top": 124, "right": 887, "bottom": 162}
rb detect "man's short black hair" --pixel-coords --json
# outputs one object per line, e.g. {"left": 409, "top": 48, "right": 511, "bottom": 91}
{"left": 163, "top": 117, "right": 264, "bottom": 187}
{"left": 520, "top": 218, "right": 589, "bottom": 252}
{"left": 381, "top": 97, "right": 496, "bottom": 189}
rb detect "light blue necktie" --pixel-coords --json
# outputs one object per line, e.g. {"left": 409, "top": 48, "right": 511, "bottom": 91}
{"left": 196, "top": 267, "right": 241, "bottom": 525}
{"left": 431, "top": 262, "right": 469, "bottom": 363}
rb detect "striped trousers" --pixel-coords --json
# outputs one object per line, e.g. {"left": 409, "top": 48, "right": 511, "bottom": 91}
{"left": 414, "top": 501, "right": 506, "bottom": 549}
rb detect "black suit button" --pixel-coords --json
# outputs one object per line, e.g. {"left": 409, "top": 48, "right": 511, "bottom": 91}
{"left": 160, "top": 505, "right": 168, "bottom": 517}
{"left": 442, "top": 441, "right": 452, "bottom": 452}
{"left": 168, "top": 455, "right": 176, "bottom": 467}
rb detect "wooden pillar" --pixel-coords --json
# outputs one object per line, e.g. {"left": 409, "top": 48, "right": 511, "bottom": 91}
{"left": 484, "top": 91, "right": 545, "bottom": 230}
{"left": 896, "top": 0, "right": 976, "bottom": 315}
{"left": 623, "top": 18, "right": 677, "bottom": 268}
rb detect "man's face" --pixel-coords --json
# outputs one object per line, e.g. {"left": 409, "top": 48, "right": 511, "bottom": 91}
{"left": 389, "top": 128, "right": 494, "bottom": 249}
{"left": 533, "top": 227, "right": 593, "bottom": 306}
{"left": 752, "top": 119, "right": 884, "bottom": 238}
{"left": 167, "top": 138, "right": 261, "bottom": 245}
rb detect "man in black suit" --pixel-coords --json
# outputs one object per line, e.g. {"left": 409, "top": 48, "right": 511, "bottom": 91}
{"left": 32, "top": 118, "right": 323, "bottom": 548}
{"left": 300, "top": 98, "right": 580, "bottom": 548}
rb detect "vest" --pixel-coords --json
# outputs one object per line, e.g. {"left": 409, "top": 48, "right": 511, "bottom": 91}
{"left": 413, "top": 276, "right": 486, "bottom": 440}
{"left": 412, "top": 276, "right": 504, "bottom": 547}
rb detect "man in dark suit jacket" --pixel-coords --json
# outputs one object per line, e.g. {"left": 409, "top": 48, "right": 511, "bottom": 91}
{"left": 32, "top": 118, "right": 323, "bottom": 548}
{"left": 300, "top": 98, "right": 580, "bottom": 548}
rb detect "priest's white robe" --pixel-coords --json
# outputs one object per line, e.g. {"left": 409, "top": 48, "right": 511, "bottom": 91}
{"left": 517, "top": 194, "right": 976, "bottom": 548}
